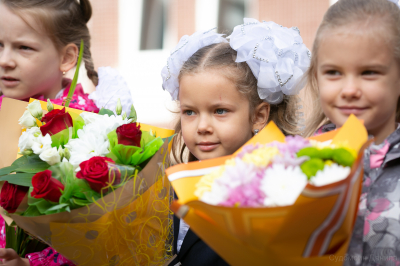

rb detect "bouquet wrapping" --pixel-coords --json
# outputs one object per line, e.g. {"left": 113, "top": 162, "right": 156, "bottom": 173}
{"left": 0, "top": 97, "right": 175, "bottom": 266}
{"left": 166, "top": 115, "right": 368, "bottom": 266}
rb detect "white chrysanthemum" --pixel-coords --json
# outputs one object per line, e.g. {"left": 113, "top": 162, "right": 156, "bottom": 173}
{"left": 18, "top": 127, "right": 52, "bottom": 155}
{"left": 18, "top": 127, "right": 40, "bottom": 151}
{"left": 200, "top": 184, "right": 230, "bottom": 206}
{"left": 39, "top": 147, "right": 60, "bottom": 165}
{"left": 310, "top": 163, "right": 351, "bottom": 187}
{"left": 65, "top": 129, "right": 110, "bottom": 168}
{"left": 261, "top": 164, "right": 307, "bottom": 207}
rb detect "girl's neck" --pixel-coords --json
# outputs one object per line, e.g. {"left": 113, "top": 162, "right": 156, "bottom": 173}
{"left": 369, "top": 120, "right": 397, "bottom": 145}
{"left": 41, "top": 79, "right": 70, "bottom": 100}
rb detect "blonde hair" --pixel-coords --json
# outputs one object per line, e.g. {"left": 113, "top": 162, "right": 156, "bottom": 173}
{"left": 303, "top": 0, "right": 400, "bottom": 137}
{"left": 172, "top": 42, "right": 300, "bottom": 163}
{"left": 0, "top": 0, "right": 98, "bottom": 86}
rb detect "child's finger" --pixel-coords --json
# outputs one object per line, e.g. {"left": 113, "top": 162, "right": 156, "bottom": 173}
{"left": 0, "top": 249, "right": 19, "bottom": 261}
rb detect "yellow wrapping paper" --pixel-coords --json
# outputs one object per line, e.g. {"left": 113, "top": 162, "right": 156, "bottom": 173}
{"left": 0, "top": 98, "right": 175, "bottom": 266}
{"left": 166, "top": 115, "right": 369, "bottom": 266}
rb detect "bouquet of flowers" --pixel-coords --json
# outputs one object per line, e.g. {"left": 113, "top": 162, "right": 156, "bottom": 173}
{"left": 166, "top": 115, "right": 368, "bottom": 266}
{"left": 0, "top": 98, "right": 175, "bottom": 266}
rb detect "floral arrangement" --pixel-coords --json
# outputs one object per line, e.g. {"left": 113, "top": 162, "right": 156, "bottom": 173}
{"left": 0, "top": 99, "right": 163, "bottom": 216}
{"left": 195, "top": 135, "right": 356, "bottom": 207}
{"left": 0, "top": 99, "right": 174, "bottom": 265}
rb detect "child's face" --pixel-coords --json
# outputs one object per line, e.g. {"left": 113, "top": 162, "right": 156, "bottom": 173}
{"left": 0, "top": 4, "right": 64, "bottom": 100}
{"left": 317, "top": 27, "right": 400, "bottom": 143}
{"left": 179, "top": 70, "right": 254, "bottom": 160}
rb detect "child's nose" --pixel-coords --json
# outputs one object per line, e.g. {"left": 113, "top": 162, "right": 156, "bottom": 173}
{"left": 0, "top": 48, "right": 16, "bottom": 69}
{"left": 340, "top": 77, "right": 361, "bottom": 100}
{"left": 197, "top": 115, "right": 213, "bottom": 134}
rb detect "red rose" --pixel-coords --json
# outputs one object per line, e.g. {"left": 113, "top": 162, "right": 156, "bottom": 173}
{"left": 116, "top": 123, "right": 142, "bottom": 147}
{"left": 40, "top": 108, "right": 73, "bottom": 136}
{"left": 76, "top": 157, "right": 119, "bottom": 193}
{"left": 31, "top": 170, "right": 64, "bottom": 202}
{"left": 0, "top": 181, "right": 29, "bottom": 213}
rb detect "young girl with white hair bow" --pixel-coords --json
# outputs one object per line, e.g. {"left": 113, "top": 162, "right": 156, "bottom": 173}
{"left": 161, "top": 19, "right": 311, "bottom": 265}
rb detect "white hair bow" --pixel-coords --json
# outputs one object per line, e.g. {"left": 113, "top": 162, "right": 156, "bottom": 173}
{"left": 229, "top": 18, "right": 311, "bottom": 104}
{"left": 161, "top": 28, "right": 227, "bottom": 100}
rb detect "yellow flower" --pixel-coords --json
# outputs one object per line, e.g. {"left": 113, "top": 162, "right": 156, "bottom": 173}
{"left": 242, "top": 146, "right": 280, "bottom": 167}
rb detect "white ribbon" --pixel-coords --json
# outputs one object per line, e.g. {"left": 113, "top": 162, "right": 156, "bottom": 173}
{"left": 229, "top": 18, "right": 311, "bottom": 104}
{"left": 161, "top": 28, "right": 228, "bottom": 100}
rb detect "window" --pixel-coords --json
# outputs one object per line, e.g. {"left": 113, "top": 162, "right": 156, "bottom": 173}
{"left": 140, "top": 0, "right": 165, "bottom": 50}
{"left": 218, "top": 0, "right": 245, "bottom": 34}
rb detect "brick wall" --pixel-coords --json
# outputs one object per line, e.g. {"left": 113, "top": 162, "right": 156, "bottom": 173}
{"left": 167, "top": 0, "right": 196, "bottom": 42}
{"left": 88, "top": 0, "right": 119, "bottom": 69}
{"left": 257, "top": 0, "right": 329, "bottom": 49}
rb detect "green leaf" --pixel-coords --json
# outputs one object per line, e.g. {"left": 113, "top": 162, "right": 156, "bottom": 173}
{"left": 0, "top": 166, "right": 17, "bottom": 176}
{"left": 99, "top": 108, "right": 115, "bottom": 117}
{"left": 0, "top": 173, "right": 34, "bottom": 186}
{"left": 50, "top": 128, "right": 71, "bottom": 148}
{"left": 11, "top": 156, "right": 30, "bottom": 167}
{"left": 9, "top": 155, "right": 50, "bottom": 174}
{"left": 46, "top": 203, "right": 69, "bottom": 212}
{"left": 14, "top": 161, "right": 50, "bottom": 173}
{"left": 64, "top": 39, "right": 84, "bottom": 108}
{"left": 5, "top": 222, "right": 18, "bottom": 252}
{"left": 22, "top": 205, "right": 41, "bottom": 217}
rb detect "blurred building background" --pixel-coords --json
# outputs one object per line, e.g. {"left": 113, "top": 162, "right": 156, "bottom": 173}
{"left": 76, "top": 0, "right": 338, "bottom": 129}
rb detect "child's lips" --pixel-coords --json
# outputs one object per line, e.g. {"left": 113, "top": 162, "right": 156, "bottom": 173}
{"left": 337, "top": 106, "right": 368, "bottom": 115}
{"left": 197, "top": 142, "right": 220, "bottom": 152}
{"left": 1, "top": 76, "right": 20, "bottom": 87}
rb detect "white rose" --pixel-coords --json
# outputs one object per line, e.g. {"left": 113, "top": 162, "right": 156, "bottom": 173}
{"left": 18, "top": 127, "right": 41, "bottom": 152}
{"left": 31, "top": 134, "right": 52, "bottom": 155}
{"left": 39, "top": 147, "right": 61, "bottom": 165}
{"left": 27, "top": 100, "right": 43, "bottom": 119}
{"left": 18, "top": 110, "right": 37, "bottom": 129}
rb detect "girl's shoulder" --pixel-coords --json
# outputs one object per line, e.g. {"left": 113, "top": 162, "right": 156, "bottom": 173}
{"left": 88, "top": 67, "right": 133, "bottom": 115}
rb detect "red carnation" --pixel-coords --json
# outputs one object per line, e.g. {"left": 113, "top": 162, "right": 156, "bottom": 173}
{"left": 76, "top": 157, "right": 119, "bottom": 193}
{"left": 40, "top": 108, "right": 73, "bottom": 136}
{"left": 0, "top": 182, "right": 28, "bottom": 213}
{"left": 116, "top": 123, "right": 142, "bottom": 147}
{"left": 31, "top": 170, "right": 64, "bottom": 202}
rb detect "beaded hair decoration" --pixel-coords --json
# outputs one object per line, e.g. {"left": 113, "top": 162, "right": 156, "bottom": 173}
{"left": 229, "top": 18, "right": 311, "bottom": 104}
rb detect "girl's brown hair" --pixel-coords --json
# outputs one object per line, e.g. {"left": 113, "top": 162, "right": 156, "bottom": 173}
{"left": 172, "top": 42, "right": 300, "bottom": 163}
{"left": 303, "top": 0, "right": 400, "bottom": 137}
{"left": 0, "top": 0, "right": 98, "bottom": 86}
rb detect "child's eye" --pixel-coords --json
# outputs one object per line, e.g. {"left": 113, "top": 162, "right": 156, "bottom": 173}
{"left": 184, "top": 110, "right": 195, "bottom": 116}
{"left": 215, "top": 109, "right": 228, "bottom": 115}
{"left": 20, "top": 45, "right": 32, "bottom": 51}
{"left": 362, "top": 70, "right": 377, "bottom": 75}
{"left": 325, "top": 70, "right": 340, "bottom": 76}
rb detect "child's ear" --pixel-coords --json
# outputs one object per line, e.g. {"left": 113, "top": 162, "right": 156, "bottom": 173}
{"left": 252, "top": 102, "right": 270, "bottom": 132}
{"left": 59, "top": 43, "right": 79, "bottom": 73}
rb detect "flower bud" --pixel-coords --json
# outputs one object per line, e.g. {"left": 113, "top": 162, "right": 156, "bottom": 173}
{"left": 47, "top": 99, "right": 54, "bottom": 112}
{"left": 58, "top": 147, "right": 65, "bottom": 161}
{"left": 27, "top": 100, "right": 43, "bottom": 120}
{"left": 64, "top": 148, "right": 71, "bottom": 161}
{"left": 122, "top": 111, "right": 127, "bottom": 120}
{"left": 19, "top": 110, "right": 37, "bottom": 129}
{"left": 115, "top": 98, "right": 122, "bottom": 115}
{"left": 19, "top": 149, "right": 33, "bottom": 156}
{"left": 128, "top": 104, "right": 137, "bottom": 122}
